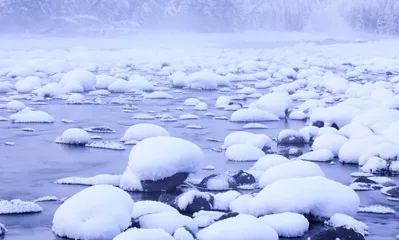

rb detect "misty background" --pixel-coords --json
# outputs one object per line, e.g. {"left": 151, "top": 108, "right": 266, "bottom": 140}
{"left": 0, "top": 0, "right": 398, "bottom": 35}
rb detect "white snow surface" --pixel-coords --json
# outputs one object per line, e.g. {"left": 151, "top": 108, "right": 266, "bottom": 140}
{"left": 113, "top": 228, "right": 174, "bottom": 240}
{"left": 0, "top": 199, "right": 43, "bottom": 214}
{"left": 139, "top": 212, "right": 198, "bottom": 234}
{"left": 298, "top": 149, "right": 335, "bottom": 162}
{"left": 55, "top": 174, "right": 121, "bottom": 186}
{"left": 120, "top": 123, "right": 170, "bottom": 142}
{"left": 259, "top": 212, "right": 309, "bottom": 238}
{"left": 230, "top": 109, "right": 279, "bottom": 122}
{"left": 56, "top": 128, "right": 90, "bottom": 145}
{"left": 10, "top": 109, "right": 54, "bottom": 123}
{"left": 223, "top": 131, "right": 272, "bottom": 149}
{"left": 251, "top": 154, "right": 290, "bottom": 172}
{"left": 326, "top": 213, "right": 369, "bottom": 236}
{"left": 250, "top": 176, "right": 360, "bottom": 219}
{"left": 59, "top": 68, "right": 96, "bottom": 92}
{"left": 312, "top": 133, "right": 348, "bottom": 156}
{"left": 120, "top": 136, "right": 203, "bottom": 190}
{"left": 131, "top": 201, "right": 178, "bottom": 219}
{"left": 259, "top": 160, "right": 325, "bottom": 187}
{"left": 196, "top": 214, "right": 278, "bottom": 240}
{"left": 52, "top": 185, "right": 134, "bottom": 240}
{"left": 358, "top": 205, "right": 396, "bottom": 214}
{"left": 225, "top": 144, "right": 265, "bottom": 161}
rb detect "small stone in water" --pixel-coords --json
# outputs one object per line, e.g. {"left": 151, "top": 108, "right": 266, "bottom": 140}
{"left": 211, "top": 148, "right": 223, "bottom": 153}
{"left": 176, "top": 107, "right": 184, "bottom": 111}
{"left": 387, "top": 197, "right": 399, "bottom": 202}
{"left": 206, "top": 138, "right": 221, "bottom": 142}
{"left": 61, "top": 119, "right": 73, "bottom": 123}
{"left": 21, "top": 128, "right": 34, "bottom": 132}
{"left": 186, "top": 125, "right": 205, "bottom": 129}
{"left": 202, "top": 165, "right": 215, "bottom": 170}
{"left": 213, "top": 116, "right": 229, "bottom": 120}
{"left": 330, "top": 161, "right": 336, "bottom": 165}
{"left": 4, "top": 142, "right": 14, "bottom": 146}
{"left": 90, "top": 135, "right": 103, "bottom": 140}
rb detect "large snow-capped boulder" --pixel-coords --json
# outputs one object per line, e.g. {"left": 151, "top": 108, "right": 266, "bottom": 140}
{"left": 250, "top": 154, "right": 291, "bottom": 173}
{"left": 250, "top": 176, "right": 360, "bottom": 220}
{"left": 131, "top": 200, "right": 178, "bottom": 219}
{"left": 188, "top": 71, "right": 219, "bottom": 90}
{"left": 128, "top": 75, "right": 154, "bottom": 92}
{"left": 277, "top": 129, "right": 310, "bottom": 146}
{"left": 339, "top": 136, "right": 387, "bottom": 164}
{"left": 36, "top": 82, "right": 66, "bottom": 98}
{"left": 225, "top": 144, "right": 265, "bottom": 162}
{"left": 120, "top": 123, "right": 170, "bottom": 143}
{"left": 259, "top": 160, "right": 325, "bottom": 187}
{"left": 312, "top": 133, "right": 348, "bottom": 156}
{"left": 120, "top": 136, "right": 204, "bottom": 191}
{"left": 170, "top": 71, "right": 189, "bottom": 88}
{"left": 196, "top": 214, "right": 278, "bottom": 240}
{"left": 59, "top": 68, "right": 96, "bottom": 92}
{"left": 249, "top": 92, "right": 292, "bottom": 118}
{"left": 95, "top": 75, "right": 118, "bottom": 89}
{"left": 52, "top": 185, "right": 134, "bottom": 240}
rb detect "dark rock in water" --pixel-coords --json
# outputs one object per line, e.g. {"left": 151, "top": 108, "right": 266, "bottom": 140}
{"left": 311, "top": 227, "right": 365, "bottom": 240}
{"left": 386, "top": 186, "right": 399, "bottom": 197}
{"left": 331, "top": 123, "right": 340, "bottom": 130}
{"left": 278, "top": 136, "right": 306, "bottom": 146}
{"left": 353, "top": 176, "right": 378, "bottom": 184}
{"left": 231, "top": 170, "right": 256, "bottom": 185}
{"left": 158, "top": 193, "right": 177, "bottom": 206}
{"left": 84, "top": 126, "right": 115, "bottom": 133}
{"left": 141, "top": 172, "right": 189, "bottom": 192}
{"left": 198, "top": 174, "right": 237, "bottom": 190}
{"left": 312, "top": 121, "right": 324, "bottom": 128}
{"left": 278, "top": 147, "right": 303, "bottom": 156}
{"left": 216, "top": 212, "right": 239, "bottom": 222}
{"left": 175, "top": 192, "right": 214, "bottom": 214}
{"left": 129, "top": 218, "right": 140, "bottom": 228}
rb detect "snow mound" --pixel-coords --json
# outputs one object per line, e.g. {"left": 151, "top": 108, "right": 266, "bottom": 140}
{"left": 120, "top": 123, "right": 170, "bottom": 142}
{"left": 312, "top": 134, "right": 348, "bottom": 156}
{"left": 196, "top": 214, "right": 278, "bottom": 240}
{"left": 108, "top": 79, "right": 130, "bottom": 93}
{"left": 15, "top": 76, "right": 42, "bottom": 93}
{"left": 194, "top": 102, "right": 208, "bottom": 111}
{"left": 34, "top": 196, "right": 59, "bottom": 203}
{"left": 6, "top": 100, "right": 26, "bottom": 111}
{"left": 113, "top": 228, "right": 174, "bottom": 240}
{"left": 66, "top": 93, "right": 85, "bottom": 104}
{"left": 95, "top": 75, "right": 117, "bottom": 89}
{"left": 326, "top": 213, "right": 369, "bottom": 236}
{"left": 86, "top": 141, "right": 126, "bottom": 150}
{"left": 132, "top": 113, "right": 155, "bottom": 120}
{"left": 180, "top": 113, "right": 199, "bottom": 120}
{"left": 0, "top": 199, "right": 43, "bottom": 214}
{"left": 358, "top": 205, "right": 395, "bottom": 214}
{"left": 213, "top": 191, "right": 241, "bottom": 210}
{"left": 56, "top": 174, "right": 121, "bottom": 186}
{"left": 184, "top": 98, "right": 201, "bottom": 106}
{"left": 298, "top": 149, "right": 334, "bottom": 162}
{"left": 55, "top": 128, "right": 90, "bottom": 145}
{"left": 259, "top": 160, "right": 324, "bottom": 187}
{"left": 144, "top": 91, "right": 174, "bottom": 99}
{"left": 59, "top": 68, "right": 96, "bottom": 92}
{"left": 52, "top": 185, "right": 134, "bottom": 240}
{"left": 36, "top": 82, "right": 66, "bottom": 98}
{"left": 339, "top": 136, "right": 386, "bottom": 164}
{"left": 10, "top": 110, "right": 54, "bottom": 123}
{"left": 259, "top": 212, "right": 309, "bottom": 238}
{"left": 251, "top": 154, "right": 290, "bottom": 172}
{"left": 120, "top": 136, "right": 204, "bottom": 191}
{"left": 170, "top": 71, "right": 189, "bottom": 88}
{"left": 188, "top": 71, "right": 219, "bottom": 90}
{"left": 249, "top": 92, "right": 292, "bottom": 118}
{"left": 250, "top": 176, "right": 360, "bottom": 219}
{"left": 230, "top": 109, "right": 279, "bottom": 122}
{"left": 226, "top": 144, "right": 265, "bottom": 162}
{"left": 139, "top": 212, "right": 198, "bottom": 234}
{"left": 131, "top": 201, "right": 178, "bottom": 219}
{"left": 277, "top": 129, "right": 309, "bottom": 145}
{"left": 128, "top": 75, "right": 154, "bottom": 92}
{"left": 84, "top": 126, "right": 115, "bottom": 133}
{"left": 223, "top": 131, "right": 272, "bottom": 149}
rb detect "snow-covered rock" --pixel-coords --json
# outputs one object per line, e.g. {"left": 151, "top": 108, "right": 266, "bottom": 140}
{"left": 358, "top": 205, "right": 395, "bottom": 214}
{"left": 59, "top": 68, "right": 96, "bottom": 92}
{"left": 55, "top": 128, "right": 90, "bottom": 145}
{"left": 36, "top": 82, "right": 66, "bottom": 98}
{"left": 259, "top": 160, "right": 324, "bottom": 187}
{"left": 230, "top": 109, "right": 279, "bottom": 122}
{"left": 10, "top": 109, "right": 54, "bottom": 123}
{"left": 250, "top": 176, "right": 360, "bottom": 219}
{"left": 223, "top": 131, "right": 272, "bottom": 149}
{"left": 120, "top": 136, "right": 204, "bottom": 191}
{"left": 144, "top": 91, "right": 174, "bottom": 99}
{"left": 170, "top": 71, "right": 189, "bottom": 88}
{"left": 131, "top": 201, "right": 178, "bottom": 219}
{"left": 139, "top": 212, "right": 198, "bottom": 234}
{"left": 15, "top": 76, "right": 42, "bottom": 93}
{"left": 326, "top": 213, "right": 369, "bottom": 236}
{"left": 52, "top": 185, "right": 134, "bottom": 240}
{"left": 188, "top": 71, "right": 219, "bottom": 90}
{"left": 0, "top": 199, "right": 43, "bottom": 214}
{"left": 120, "top": 123, "right": 170, "bottom": 142}
{"left": 56, "top": 174, "right": 121, "bottom": 186}
{"left": 95, "top": 75, "right": 118, "bottom": 89}
{"left": 250, "top": 154, "right": 290, "bottom": 172}
{"left": 66, "top": 93, "right": 85, "bottom": 104}
{"left": 196, "top": 214, "right": 278, "bottom": 240}
{"left": 277, "top": 129, "right": 309, "bottom": 145}
{"left": 249, "top": 92, "right": 292, "bottom": 118}
{"left": 259, "top": 212, "right": 309, "bottom": 238}
{"left": 225, "top": 144, "right": 265, "bottom": 162}
{"left": 298, "top": 149, "right": 335, "bottom": 162}
{"left": 128, "top": 75, "right": 154, "bottom": 92}
{"left": 6, "top": 100, "right": 25, "bottom": 111}
{"left": 312, "top": 133, "right": 348, "bottom": 156}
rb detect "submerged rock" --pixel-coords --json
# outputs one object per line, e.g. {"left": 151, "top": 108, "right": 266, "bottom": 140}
{"left": 198, "top": 170, "right": 256, "bottom": 191}
{"left": 141, "top": 172, "right": 189, "bottom": 192}
{"left": 311, "top": 227, "right": 365, "bottom": 240}
{"left": 159, "top": 190, "right": 214, "bottom": 214}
